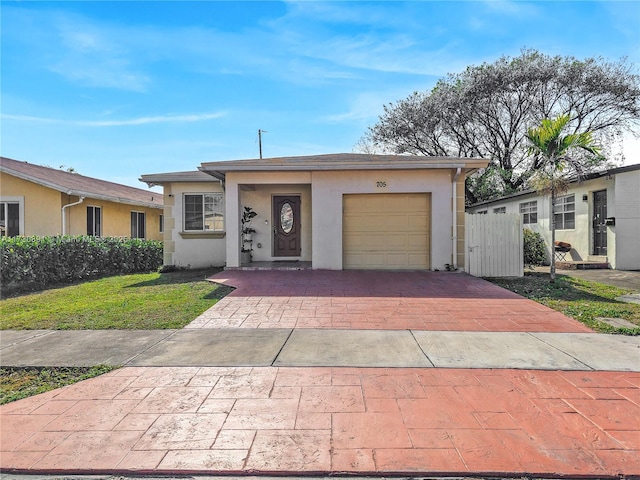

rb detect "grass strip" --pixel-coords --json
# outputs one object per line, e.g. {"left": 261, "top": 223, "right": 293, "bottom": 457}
{"left": 488, "top": 272, "right": 640, "bottom": 335}
{"left": 0, "top": 268, "right": 233, "bottom": 330}
{"left": 1, "top": 366, "right": 117, "bottom": 405}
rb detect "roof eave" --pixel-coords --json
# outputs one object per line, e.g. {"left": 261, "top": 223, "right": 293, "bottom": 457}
{"left": 62, "top": 189, "right": 162, "bottom": 209}
{"left": 467, "top": 163, "right": 640, "bottom": 208}
{"left": 3, "top": 167, "right": 161, "bottom": 209}
{"left": 199, "top": 160, "right": 489, "bottom": 175}
{"left": 140, "top": 172, "right": 224, "bottom": 184}
{"left": 198, "top": 166, "right": 225, "bottom": 181}
{"left": 1, "top": 166, "right": 72, "bottom": 196}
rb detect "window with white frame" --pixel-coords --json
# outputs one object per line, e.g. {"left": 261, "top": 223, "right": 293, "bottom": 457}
{"left": 553, "top": 194, "right": 575, "bottom": 230}
{"left": 159, "top": 214, "right": 164, "bottom": 234}
{"left": 0, "top": 202, "right": 20, "bottom": 237}
{"left": 493, "top": 206, "right": 506, "bottom": 214}
{"left": 477, "top": 209, "right": 488, "bottom": 215}
{"left": 184, "top": 193, "right": 224, "bottom": 231}
{"left": 131, "top": 211, "right": 146, "bottom": 239}
{"left": 519, "top": 201, "right": 538, "bottom": 224}
{"left": 87, "top": 206, "right": 102, "bottom": 236}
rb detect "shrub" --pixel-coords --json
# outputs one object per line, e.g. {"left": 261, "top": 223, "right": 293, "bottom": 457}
{"left": 0, "top": 236, "right": 162, "bottom": 295}
{"left": 523, "top": 229, "right": 546, "bottom": 268}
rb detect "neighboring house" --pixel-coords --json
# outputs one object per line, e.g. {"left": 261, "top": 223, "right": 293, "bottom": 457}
{"left": 0, "top": 156, "right": 163, "bottom": 240}
{"left": 140, "top": 153, "right": 489, "bottom": 270}
{"left": 466, "top": 163, "right": 640, "bottom": 270}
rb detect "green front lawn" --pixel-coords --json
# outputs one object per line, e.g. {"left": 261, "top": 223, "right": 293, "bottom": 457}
{"left": 0, "top": 366, "right": 117, "bottom": 405}
{"left": 0, "top": 268, "right": 233, "bottom": 330}
{"left": 489, "top": 272, "right": 640, "bottom": 335}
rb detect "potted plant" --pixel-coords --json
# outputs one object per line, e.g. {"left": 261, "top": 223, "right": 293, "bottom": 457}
{"left": 241, "top": 206, "right": 257, "bottom": 263}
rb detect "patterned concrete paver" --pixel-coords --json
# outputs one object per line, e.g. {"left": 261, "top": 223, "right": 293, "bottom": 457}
{"left": 1, "top": 367, "right": 639, "bottom": 476}
{"left": 2, "top": 270, "right": 637, "bottom": 477}
{"left": 187, "top": 270, "right": 592, "bottom": 332}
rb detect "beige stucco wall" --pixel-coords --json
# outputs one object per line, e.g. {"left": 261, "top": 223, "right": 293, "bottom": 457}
{"left": 159, "top": 168, "right": 468, "bottom": 270}
{"left": 163, "top": 181, "right": 226, "bottom": 268}
{"left": 66, "top": 197, "right": 163, "bottom": 240}
{"left": 0, "top": 171, "right": 162, "bottom": 240}
{"left": 222, "top": 169, "right": 463, "bottom": 270}
{"left": 0, "top": 172, "right": 62, "bottom": 235}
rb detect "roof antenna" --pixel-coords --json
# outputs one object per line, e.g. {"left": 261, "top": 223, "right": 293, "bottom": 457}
{"left": 258, "top": 129, "right": 267, "bottom": 159}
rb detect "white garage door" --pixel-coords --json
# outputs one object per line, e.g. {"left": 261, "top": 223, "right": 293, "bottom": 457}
{"left": 343, "top": 193, "right": 430, "bottom": 270}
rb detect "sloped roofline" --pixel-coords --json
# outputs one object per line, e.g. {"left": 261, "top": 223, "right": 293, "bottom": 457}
{"left": 198, "top": 153, "right": 490, "bottom": 180}
{"left": 140, "top": 170, "right": 221, "bottom": 186}
{"left": 1, "top": 157, "right": 162, "bottom": 209}
{"left": 467, "top": 162, "right": 640, "bottom": 209}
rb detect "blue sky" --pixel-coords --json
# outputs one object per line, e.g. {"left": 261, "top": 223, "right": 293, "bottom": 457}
{"left": 2, "top": 1, "right": 639, "bottom": 191}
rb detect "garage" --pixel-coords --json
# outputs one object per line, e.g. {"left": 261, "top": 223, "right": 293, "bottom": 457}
{"left": 343, "top": 193, "right": 431, "bottom": 270}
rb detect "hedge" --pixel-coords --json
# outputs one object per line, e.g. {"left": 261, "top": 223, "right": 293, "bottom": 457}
{"left": 1, "top": 236, "right": 163, "bottom": 295}
{"left": 523, "top": 229, "right": 547, "bottom": 268}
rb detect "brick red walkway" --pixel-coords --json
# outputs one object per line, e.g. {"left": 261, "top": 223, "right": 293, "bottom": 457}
{"left": 187, "top": 270, "right": 592, "bottom": 332}
{"left": 2, "top": 367, "right": 639, "bottom": 476}
{"left": 2, "top": 270, "right": 637, "bottom": 477}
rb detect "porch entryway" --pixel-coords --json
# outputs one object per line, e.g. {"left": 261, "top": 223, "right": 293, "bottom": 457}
{"left": 234, "top": 183, "right": 312, "bottom": 268}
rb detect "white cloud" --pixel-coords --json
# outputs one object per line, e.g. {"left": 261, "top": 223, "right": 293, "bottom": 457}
{"left": 49, "top": 17, "right": 150, "bottom": 91}
{"left": 321, "top": 92, "right": 389, "bottom": 124}
{"left": 79, "top": 112, "right": 228, "bottom": 126}
{"left": 3, "top": 7, "right": 150, "bottom": 91}
{"left": 293, "top": 34, "right": 466, "bottom": 77}
{"left": 2, "top": 112, "right": 227, "bottom": 127}
{"left": 2, "top": 2, "right": 468, "bottom": 91}
{"left": 1, "top": 114, "right": 60, "bottom": 124}
{"left": 270, "top": 3, "right": 475, "bottom": 78}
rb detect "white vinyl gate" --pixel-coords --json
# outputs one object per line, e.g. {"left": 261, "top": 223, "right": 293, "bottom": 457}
{"left": 465, "top": 213, "right": 524, "bottom": 277}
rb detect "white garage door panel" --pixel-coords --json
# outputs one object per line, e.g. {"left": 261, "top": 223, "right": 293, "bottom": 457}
{"left": 387, "top": 235, "right": 408, "bottom": 248}
{"left": 408, "top": 215, "right": 428, "bottom": 228}
{"left": 343, "top": 193, "right": 430, "bottom": 270}
{"left": 343, "top": 234, "right": 365, "bottom": 249}
{"left": 408, "top": 253, "right": 426, "bottom": 264}
{"left": 408, "top": 233, "right": 429, "bottom": 247}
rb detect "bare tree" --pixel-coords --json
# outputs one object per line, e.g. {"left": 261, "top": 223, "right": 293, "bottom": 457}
{"left": 363, "top": 50, "right": 640, "bottom": 203}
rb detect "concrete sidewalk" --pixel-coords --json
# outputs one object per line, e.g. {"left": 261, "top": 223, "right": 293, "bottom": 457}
{"left": 1, "top": 328, "right": 639, "bottom": 371}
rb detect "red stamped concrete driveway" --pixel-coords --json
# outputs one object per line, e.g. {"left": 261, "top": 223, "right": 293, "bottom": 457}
{"left": 188, "top": 270, "right": 592, "bottom": 332}
{"left": 2, "top": 367, "right": 639, "bottom": 476}
{"left": 2, "top": 270, "right": 638, "bottom": 477}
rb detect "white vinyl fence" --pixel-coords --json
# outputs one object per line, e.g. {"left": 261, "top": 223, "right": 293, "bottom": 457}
{"left": 465, "top": 213, "right": 523, "bottom": 277}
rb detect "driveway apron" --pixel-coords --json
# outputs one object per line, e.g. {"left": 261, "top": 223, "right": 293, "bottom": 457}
{"left": 188, "top": 270, "right": 593, "bottom": 332}
{"left": 1, "top": 270, "right": 639, "bottom": 477}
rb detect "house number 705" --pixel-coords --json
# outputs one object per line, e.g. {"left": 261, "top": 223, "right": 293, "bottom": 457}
{"left": 376, "top": 181, "right": 387, "bottom": 188}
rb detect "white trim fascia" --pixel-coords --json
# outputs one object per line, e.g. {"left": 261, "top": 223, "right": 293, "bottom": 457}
{"left": 1, "top": 167, "right": 161, "bottom": 210}
{"left": 201, "top": 162, "right": 478, "bottom": 173}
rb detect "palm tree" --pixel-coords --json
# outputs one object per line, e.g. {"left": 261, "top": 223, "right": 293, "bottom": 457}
{"left": 525, "top": 114, "right": 604, "bottom": 282}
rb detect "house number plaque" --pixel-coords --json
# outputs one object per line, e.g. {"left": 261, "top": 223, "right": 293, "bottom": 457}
{"left": 376, "top": 181, "right": 387, "bottom": 188}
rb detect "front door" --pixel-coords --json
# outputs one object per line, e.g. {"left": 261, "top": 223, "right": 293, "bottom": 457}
{"left": 273, "top": 195, "right": 301, "bottom": 257}
{"left": 593, "top": 190, "right": 607, "bottom": 255}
